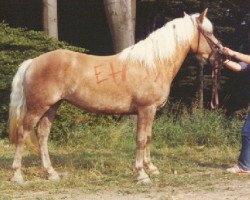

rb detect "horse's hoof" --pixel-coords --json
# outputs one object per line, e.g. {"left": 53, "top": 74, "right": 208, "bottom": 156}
{"left": 137, "top": 173, "right": 152, "bottom": 185}
{"left": 11, "top": 176, "right": 26, "bottom": 185}
{"left": 150, "top": 169, "right": 160, "bottom": 175}
{"left": 137, "top": 177, "right": 152, "bottom": 185}
{"left": 48, "top": 173, "right": 60, "bottom": 182}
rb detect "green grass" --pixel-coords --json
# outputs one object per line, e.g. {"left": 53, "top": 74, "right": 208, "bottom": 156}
{"left": 51, "top": 106, "right": 244, "bottom": 148}
{"left": 0, "top": 139, "right": 244, "bottom": 196}
{"left": 0, "top": 109, "right": 247, "bottom": 198}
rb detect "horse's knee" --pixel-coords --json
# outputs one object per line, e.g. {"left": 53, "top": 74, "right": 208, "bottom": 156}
{"left": 37, "top": 119, "right": 50, "bottom": 139}
{"left": 17, "top": 132, "right": 25, "bottom": 143}
{"left": 16, "top": 126, "right": 27, "bottom": 144}
{"left": 137, "top": 139, "right": 147, "bottom": 150}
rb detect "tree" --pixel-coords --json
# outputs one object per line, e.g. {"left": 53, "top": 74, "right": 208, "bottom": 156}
{"left": 195, "top": 0, "right": 205, "bottom": 109}
{"left": 43, "top": 0, "right": 58, "bottom": 39}
{"left": 103, "top": 0, "right": 136, "bottom": 53}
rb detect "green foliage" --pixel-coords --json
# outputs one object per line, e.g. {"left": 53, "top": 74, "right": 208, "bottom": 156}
{"left": 0, "top": 23, "right": 86, "bottom": 138}
{"left": 50, "top": 104, "right": 242, "bottom": 148}
{"left": 50, "top": 103, "right": 126, "bottom": 149}
{"left": 154, "top": 108, "right": 243, "bottom": 147}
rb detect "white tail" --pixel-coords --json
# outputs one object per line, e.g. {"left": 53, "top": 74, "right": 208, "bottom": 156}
{"left": 8, "top": 59, "right": 37, "bottom": 149}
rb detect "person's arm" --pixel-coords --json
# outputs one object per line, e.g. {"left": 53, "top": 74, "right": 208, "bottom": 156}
{"left": 223, "top": 47, "right": 250, "bottom": 64}
{"left": 223, "top": 59, "right": 243, "bottom": 72}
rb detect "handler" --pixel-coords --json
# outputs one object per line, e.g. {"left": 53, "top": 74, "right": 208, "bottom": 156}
{"left": 223, "top": 47, "right": 250, "bottom": 173}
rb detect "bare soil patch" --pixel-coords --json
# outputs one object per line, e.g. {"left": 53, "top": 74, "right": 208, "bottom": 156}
{"left": 8, "top": 178, "right": 250, "bottom": 200}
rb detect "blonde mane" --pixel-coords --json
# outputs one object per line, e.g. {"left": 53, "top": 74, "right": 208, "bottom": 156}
{"left": 119, "top": 14, "right": 213, "bottom": 69}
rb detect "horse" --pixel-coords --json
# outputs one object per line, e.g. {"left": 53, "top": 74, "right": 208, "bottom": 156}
{"left": 9, "top": 9, "right": 220, "bottom": 184}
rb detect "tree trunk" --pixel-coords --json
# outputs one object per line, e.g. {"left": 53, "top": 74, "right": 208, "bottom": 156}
{"left": 43, "top": 0, "right": 58, "bottom": 39}
{"left": 196, "top": 62, "right": 204, "bottom": 109}
{"left": 195, "top": 0, "right": 205, "bottom": 109}
{"left": 103, "top": 0, "right": 136, "bottom": 53}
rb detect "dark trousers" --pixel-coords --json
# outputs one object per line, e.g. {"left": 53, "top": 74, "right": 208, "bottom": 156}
{"left": 239, "top": 113, "right": 250, "bottom": 170}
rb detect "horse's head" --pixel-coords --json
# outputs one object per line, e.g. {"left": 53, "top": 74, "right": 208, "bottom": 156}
{"left": 189, "top": 9, "right": 222, "bottom": 63}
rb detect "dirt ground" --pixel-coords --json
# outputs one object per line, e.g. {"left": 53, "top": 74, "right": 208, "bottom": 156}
{"left": 10, "top": 178, "right": 250, "bottom": 200}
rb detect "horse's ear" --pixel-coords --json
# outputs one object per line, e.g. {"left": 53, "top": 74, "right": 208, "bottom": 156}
{"left": 197, "top": 8, "right": 208, "bottom": 23}
{"left": 183, "top": 11, "right": 189, "bottom": 17}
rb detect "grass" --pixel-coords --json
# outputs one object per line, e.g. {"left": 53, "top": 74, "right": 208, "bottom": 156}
{"left": 0, "top": 109, "right": 248, "bottom": 199}
{"left": 0, "top": 140, "right": 245, "bottom": 198}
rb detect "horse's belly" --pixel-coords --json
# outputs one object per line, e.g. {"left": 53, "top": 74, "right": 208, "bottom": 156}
{"left": 65, "top": 90, "right": 135, "bottom": 114}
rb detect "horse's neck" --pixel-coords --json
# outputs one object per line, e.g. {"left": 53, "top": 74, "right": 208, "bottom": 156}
{"left": 162, "top": 43, "right": 191, "bottom": 80}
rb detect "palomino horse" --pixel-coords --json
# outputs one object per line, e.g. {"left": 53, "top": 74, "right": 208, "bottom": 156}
{"left": 9, "top": 9, "right": 219, "bottom": 184}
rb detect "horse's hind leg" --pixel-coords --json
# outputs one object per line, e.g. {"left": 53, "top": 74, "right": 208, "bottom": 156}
{"left": 37, "top": 103, "right": 60, "bottom": 181}
{"left": 11, "top": 112, "right": 41, "bottom": 184}
{"left": 135, "top": 106, "right": 156, "bottom": 184}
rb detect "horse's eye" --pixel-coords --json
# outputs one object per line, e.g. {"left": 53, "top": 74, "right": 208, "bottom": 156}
{"left": 207, "top": 31, "right": 213, "bottom": 36}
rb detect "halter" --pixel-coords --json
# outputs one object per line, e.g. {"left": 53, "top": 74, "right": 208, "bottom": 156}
{"left": 196, "top": 22, "right": 225, "bottom": 109}
{"left": 196, "top": 22, "right": 224, "bottom": 62}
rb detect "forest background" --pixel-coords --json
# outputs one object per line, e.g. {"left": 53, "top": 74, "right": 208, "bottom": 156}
{"left": 0, "top": 0, "right": 250, "bottom": 142}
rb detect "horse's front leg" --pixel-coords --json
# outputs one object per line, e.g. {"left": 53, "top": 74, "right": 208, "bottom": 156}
{"left": 143, "top": 135, "right": 160, "bottom": 175}
{"left": 135, "top": 106, "right": 156, "bottom": 184}
{"left": 143, "top": 114, "right": 160, "bottom": 175}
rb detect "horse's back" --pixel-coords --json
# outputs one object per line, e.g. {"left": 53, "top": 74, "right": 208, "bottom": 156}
{"left": 23, "top": 49, "right": 170, "bottom": 114}
{"left": 23, "top": 49, "right": 132, "bottom": 112}
{"left": 24, "top": 49, "right": 87, "bottom": 107}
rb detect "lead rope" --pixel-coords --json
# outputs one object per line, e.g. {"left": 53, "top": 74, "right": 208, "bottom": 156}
{"left": 197, "top": 25, "right": 226, "bottom": 109}
{"left": 210, "top": 62, "right": 220, "bottom": 109}
{"left": 210, "top": 48, "right": 226, "bottom": 109}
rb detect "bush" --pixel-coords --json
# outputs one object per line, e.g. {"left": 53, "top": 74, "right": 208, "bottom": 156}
{"left": 153, "top": 107, "right": 243, "bottom": 147}
{"left": 0, "top": 23, "right": 86, "bottom": 138}
{"left": 49, "top": 105, "right": 243, "bottom": 149}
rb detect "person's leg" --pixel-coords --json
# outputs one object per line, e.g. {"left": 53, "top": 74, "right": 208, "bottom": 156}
{"left": 238, "top": 113, "right": 250, "bottom": 170}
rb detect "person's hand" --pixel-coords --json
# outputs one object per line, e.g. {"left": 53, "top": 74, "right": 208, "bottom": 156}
{"left": 223, "top": 47, "right": 235, "bottom": 57}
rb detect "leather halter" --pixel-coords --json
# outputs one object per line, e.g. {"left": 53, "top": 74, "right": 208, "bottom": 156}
{"left": 196, "top": 23, "right": 224, "bottom": 62}
{"left": 196, "top": 23, "right": 225, "bottom": 109}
